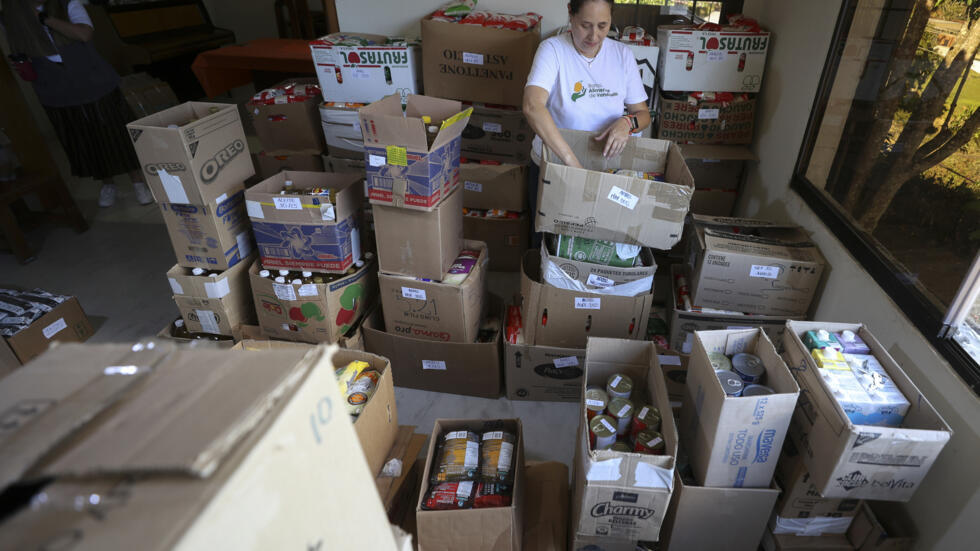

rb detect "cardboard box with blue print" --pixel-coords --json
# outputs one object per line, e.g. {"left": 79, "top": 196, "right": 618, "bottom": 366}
{"left": 127, "top": 102, "right": 254, "bottom": 206}
{"left": 310, "top": 33, "right": 421, "bottom": 104}
{"left": 359, "top": 94, "right": 471, "bottom": 210}
{"left": 167, "top": 253, "right": 256, "bottom": 337}
{"left": 244, "top": 170, "right": 362, "bottom": 273}
{"left": 159, "top": 189, "right": 253, "bottom": 271}
{"left": 249, "top": 257, "right": 376, "bottom": 345}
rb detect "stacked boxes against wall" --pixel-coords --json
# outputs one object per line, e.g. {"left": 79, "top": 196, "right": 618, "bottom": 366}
{"left": 248, "top": 79, "right": 327, "bottom": 178}
{"left": 128, "top": 102, "right": 257, "bottom": 341}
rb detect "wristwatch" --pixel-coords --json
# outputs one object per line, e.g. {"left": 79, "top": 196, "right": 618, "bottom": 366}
{"left": 623, "top": 114, "right": 639, "bottom": 131}
{"left": 38, "top": 11, "right": 48, "bottom": 26}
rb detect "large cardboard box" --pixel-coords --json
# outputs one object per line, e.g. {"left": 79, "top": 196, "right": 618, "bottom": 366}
{"left": 689, "top": 215, "right": 827, "bottom": 317}
{"left": 373, "top": 185, "right": 463, "bottom": 281}
{"left": 244, "top": 170, "right": 362, "bottom": 272}
{"left": 681, "top": 329, "right": 799, "bottom": 488}
{"left": 359, "top": 95, "right": 471, "bottom": 210}
{"left": 762, "top": 530, "right": 855, "bottom": 551}
{"left": 783, "top": 321, "right": 953, "bottom": 501}
{"left": 461, "top": 103, "right": 534, "bottom": 164}
{"left": 657, "top": 92, "right": 757, "bottom": 144}
{"left": 249, "top": 257, "right": 377, "bottom": 344}
{"left": 520, "top": 251, "right": 653, "bottom": 348}
{"left": 160, "top": 189, "right": 253, "bottom": 271}
{"left": 0, "top": 295, "right": 92, "bottom": 367}
{"left": 623, "top": 41, "right": 660, "bottom": 109}
{"left": 504, "top": 341, "right": 585, "bottom": 402}
{"left": 310, "top": 33, "right": 420, "bottom": 104}
{"left": 537, "top": 130, "right": 695, "bottom": 249}
{"left": 379, "top": 240, "right": 488, "bottom": 343}
{"left": 169, "top": 254, "right": 256, "bottom": 336}
{"left": 0, "top": 342, "right": 407, "bottom": 550}
{"left": 253, "top": 150, "right": 324, "bottom": 178}
{"left": 320, "top": 103, "right": 365, "bottom": 159}
{"left": 522, "top": 461, "right": 569, "bottom": 551}
{"left": 541, "top": 236, "right": 656, "bottom": 296}
{"left": 248, "top": 79, "right": 325, "bottom": 152}
{"left": 772, "top": 439, "right": 860, "bottom": 536}
{"left": 128, "top": 102, "right": 253, "bottom": 205}
{"left": 657, "top": 25, "right": 771, "bottom": 93}
{"left": 846, "top": 502, "right": 915, "bottom": 551}
{"left": 571, "top": 339, "right": 677, "bottom": 542}
{"left": 421, "top": 17, "right": 540, "bottom": 107}
{"left": 461, "top": 161, "right": 527, "bottom": 212}
{"left": 416, "top": 418, "right": 526, "bottom": 551}
{"left": 680, "top": 144, "right": 756, "bottom": 191}
{"left": 463, "top": 214, "right": 528, "bottom": 272}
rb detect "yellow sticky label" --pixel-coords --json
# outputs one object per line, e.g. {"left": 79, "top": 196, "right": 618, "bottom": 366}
{"left": 386, "top": 145, "right": 407, "bottom": 166}
{"left": 440, "top": 107, "right": 474, "bottom": 130}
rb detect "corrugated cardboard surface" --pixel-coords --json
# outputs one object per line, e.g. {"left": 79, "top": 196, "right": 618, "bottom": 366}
{"left": 784, "top": 321, "right": 952, "bottom": 501}
{"left": 846, "top": 502, "right": 915, "bottom": 551}
{"left": 658, "top": 94, "right": 756, "bottom": 144}
{"left": 2, "top": 296, "right": 93, "bottom": 365}
{"left": 773, "top": 439, "right": 860, "bottom": 523}
{"left": 656, "top": 26, "right": 770, "bottom": 93}
{"left": 690, "top": 188, "right": 737, "bottom": 217}
{"left": 463, "top": 214, "right": 528, "bottom": 272}
{"left": 254, "top": 150, "right": 324, "bottom": 178}
{"left": 679, "top": 144, "right": 756, "bottom": 190}
{"left": 461, "top": 104, "right": 533, "bottom": 164}
{"left": 762, "top": 530, "right": 855, "bottom": 551}
{"left": 522, "top": 461, "right": 569, "bottom": 551}
{"left": 159, "top": 189, "right": 253, "bottom": 271}
{"left": 373, "top": 185, "right": 464, "bottom": 281}
{"left": 330, "top": 348, "right": 399, "bottom": 476}
{"left": 504, "top": 341, "right": 585, "bottom": 402}
{"left": 654, "top": 349, "right": 689, "bottom": 411}
{"left": 249, "top": 81, "right": 324, "bottom": 152}
{"left": 460, "top": 162, "right": 527, "bottom": 212}
{"left": 310, "top": 34, "right": 420, "bottom": 104}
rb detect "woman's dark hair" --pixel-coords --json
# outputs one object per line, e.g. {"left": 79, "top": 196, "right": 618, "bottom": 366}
{"left": 569, "top": 0, "right": 614, "bottom": 16}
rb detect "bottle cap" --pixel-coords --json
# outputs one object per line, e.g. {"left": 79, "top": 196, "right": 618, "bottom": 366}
{"left": 191, "top": 268, "right": 205, "bottom": 276}
{"left": 275, "top": 276, "right": 286, "bottom": 283}
{"left": 421, "top": 115, "right": 431, "bottom": 124}
{"left": 291, "top": 279, "right": 302, "bottom": 285}
{"left": 279, "top": 270, "right": 290, "bottom": 276}
{"left": 302, "top": 271, "right": 313, "bottom": 277}
{"left": 259, "top": 270, "right": 270, "bottom": 278}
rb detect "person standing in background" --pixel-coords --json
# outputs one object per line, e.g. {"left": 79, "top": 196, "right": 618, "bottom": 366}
{"left": 2, "top": 0, "right": 153, "bottom": 208}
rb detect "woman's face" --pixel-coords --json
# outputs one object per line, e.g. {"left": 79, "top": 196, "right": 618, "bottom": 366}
{"left": 568, "top": 1, "right": 611, "bottom": 56}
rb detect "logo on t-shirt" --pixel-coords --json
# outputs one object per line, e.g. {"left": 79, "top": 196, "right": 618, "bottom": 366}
{"left": 571, "top": 81, "right": 586, "bottom": 102}
{"left": 571, "top": 80, "right": 618, "bottom": 103}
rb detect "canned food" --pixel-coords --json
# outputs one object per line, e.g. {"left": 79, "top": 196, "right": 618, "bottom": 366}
{"left": 346, "top": 369, "right": 380, "bottom": 415}
{"left": 584, "top": 387, "right": 608, "bottom": 420}
{"left": 630, "top": 405, "right": 662, "bottom": 443}
{"left": 634, "top": 429, "right": 666, "bottom": 455}
{"left": 610, "top": 441, "right": 632, "bottom": 453}
{"left": 731, "top": 353, "right": 765, "bottom": 384}
{"left": 608, "top": 397, "right": 634, "bottom": 436}
{"left": 589, "top": 415, "right": 618, "bottom": 450}
{"left": 707, "top": 352, "right": 733, "bottom": 372}
{"left": 742, "top": 384, "right": 776, "bottom": 396}
{"left": 606, "top": 373, "right": 634, "bottom": 400}
{"left": 716, "top": 369, "right": 744, "bottom": 397}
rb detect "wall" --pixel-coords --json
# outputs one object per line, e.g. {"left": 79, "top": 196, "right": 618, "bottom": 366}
{"left": 739, "top": 1, "right": 980, "bottom": 550}
{"left": 202, "top": 0, "right": 279, "bottom": 43}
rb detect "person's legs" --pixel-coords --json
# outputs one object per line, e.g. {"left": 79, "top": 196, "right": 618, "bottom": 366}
{"left": 527, "top": 161, "right": 542, "bottom": 250}
{"left": 129, "top": 169, "right": 153, "bottom": 205}
{"left": 98, "top": 178, "right": 118, "bottom": 208}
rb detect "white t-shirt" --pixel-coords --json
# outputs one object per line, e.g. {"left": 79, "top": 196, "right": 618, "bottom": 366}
{"left": 38, "top": 0, "right": 92, "bottom": 63}
{"left": 525, "top": 33, "right": 647, "bottom": 164}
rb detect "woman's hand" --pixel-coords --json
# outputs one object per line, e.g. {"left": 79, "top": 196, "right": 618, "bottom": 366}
{"left": 595, "top": 116, "right": 632, "bottom": 158}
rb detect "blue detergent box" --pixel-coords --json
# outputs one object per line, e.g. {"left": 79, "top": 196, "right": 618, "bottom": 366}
{"left": 159, "top": 188, "right": 253, "bottom": 271}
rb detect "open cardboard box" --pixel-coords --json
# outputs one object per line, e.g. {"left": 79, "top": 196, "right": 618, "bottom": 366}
{"left": 771, "top": 438, "right": 860, "bottom": 536}
{"left": 248, "top": 78, "right": 324, "bottom": 153}
{"left": 504, "top": 339, "right": 585, "bottom": 402}
{"left": 0, "top": 294, "right": 93, "bottom": 370}
{"left": 168, "top": 252, "right": 256, "bottom": 336}
{"left": 541, "top": 234, "right": 656, "bottom": 296}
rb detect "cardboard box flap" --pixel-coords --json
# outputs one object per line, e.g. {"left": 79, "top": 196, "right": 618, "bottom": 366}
{"left": 697, "top": 222, "right": 824, "bottom": 264}
{"left": 692, "top": 214, "right": 799, "bottom": 229}
{"left": 679, "top": 144, "right": 758, "bottom": 162}
{"left": 359, "top": 95, "right": 427, "bottom": 150}
{"left": 310, "top": 32, "right": 391, "bottom": 47}
{"left": 39, "top": 345, "right": 315, "bottom": 479}
{"left": 129, "top": 101, "right": 236, "bottom": 134}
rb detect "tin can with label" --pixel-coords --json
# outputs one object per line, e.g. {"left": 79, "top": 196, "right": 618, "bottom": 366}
{"left": 634, "top": 429, "right": 666, "bottom": 455}
{"left": 584, "top": 387, "right": 608, "bottom": 420}
{"left": 707, "top": 352, "right": 733, "bottom": 372}
{"left": 610, "top": 441, "right": 632, "bottom": 453}
{"left": 606, "top": 373, "right": 633, "bottom": 400}
{"left": 742, "top": 384, "right": 775, "bottom": 396}
{"left": 731, "top": 352, "right": 765, "bottom": 384}
{"left": 630, "top": 405, "right": 662, "bottom": 443}
{"left": 716, "top": 369, "right": 744, "bottom": 397}
{"left": 608, "top": 397, "right": 634, "bottom": 436}
{"left": 589, "top": 414, "right": 618, "bottom": 450}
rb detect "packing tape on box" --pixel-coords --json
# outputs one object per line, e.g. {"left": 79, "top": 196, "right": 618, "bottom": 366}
{"left": 771, "top": 515, "right": 854, "bottom": 536}
{"left": 392, "top": 177, "right": 408, "bottom": 208}
{"left": 633, "top": 461, "right": 673, "bottom": 490}
{"left": 586, "top": 458, "right": 623, "bottom": 482}
{"left": 541, "top": 254, "right": 653, "bottom": 297}
{"left": 582, "top": 171, "right": 601, "bottom": 202}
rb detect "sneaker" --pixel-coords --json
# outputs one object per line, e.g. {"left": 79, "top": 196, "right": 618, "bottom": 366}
{"left": 98, "top": 183, "right": 118, "bottom": 208}
{"left": 133, "top": 181, "right": 154, "bottom": 205}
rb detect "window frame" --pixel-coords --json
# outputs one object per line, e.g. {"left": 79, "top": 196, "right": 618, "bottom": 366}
{"left": 791, "top": 0, "right": 980, "bottom": 393}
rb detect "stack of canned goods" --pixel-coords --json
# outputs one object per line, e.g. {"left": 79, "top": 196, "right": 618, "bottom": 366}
{"left": 585, "top": 373, "right": 665, "bottom": 455}
{"left": 707, "top": 351, "right": 774, "bottom": 397}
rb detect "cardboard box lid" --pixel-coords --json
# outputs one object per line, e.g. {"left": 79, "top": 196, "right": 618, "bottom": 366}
{"left": 359, "top": 94, "right": 471, "bottom": 152}
{"left": 679, "top": 144, "right": 758, "bottom": 162}
{"left": 693, "top": 215, "right": 826, "bottom": 265}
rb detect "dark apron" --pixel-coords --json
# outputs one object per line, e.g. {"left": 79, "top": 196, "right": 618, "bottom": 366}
{"left": 31, "top": 40, "right": 120, "bottom": 108}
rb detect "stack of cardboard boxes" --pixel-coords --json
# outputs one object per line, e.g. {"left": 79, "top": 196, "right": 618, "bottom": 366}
{"left": 248, "top": 79, "right": 327, "bottom": 177}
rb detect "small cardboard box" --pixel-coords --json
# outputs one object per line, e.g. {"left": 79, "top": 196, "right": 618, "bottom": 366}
{"left": 460, "top": 161, "right": 527, "bottom": 212}
{"left": 537, "top": 130, "right": 694, "bottom": 249}
{"left": 540, "top": 236, "right": 656, "bottom": 296}
{"left": 463, "top": 214, "right": 528, "bottom": 272}
{"left": 362, "top": 299, "right": 503, "bottom": 399}
{"left": 623, "top": 41, "right": 660, "bottom": 109}
{"left": 373, "top": 185, "right": 463, "bottom": 281}
{"left": 657, "top": 26, "right": 771, "bottom": 93}
{"left": 669, "top": 264, "right": 790, "bottom": 354}
{"left": 254, "top": 150, "right": 324, "bottom": 178}
{"left": 504, "top": 340, "right": 585, "bottom": 402}
{"left": 689, "top": 215, "right": 826, "bottom": 317}
{"left": 248, "top": 80, "right": 325, "bottom": 152}
{"left": 520, "top": 251, "right": 653, "bottom": 348}
{"left": 320, "top": 103, "right": 365, "bottom": 159}
{"left": 168, "top": 254, "right": 256, "bottom": 337}
{"left": 127, "top": 102, "right": 253, "bottom": 205}
{"left": 846, "top": 502, "right": 915, "bottom": 551}
{"left": 310, "top": 33, "right": 420, "bottom": 104}
{"left": 421, "top": 17, "right": 540, "bottom": 107}
{"left": 571, "top": 339, "right": 677, "bottom": 542}
{"left": 461, "top": 103, "right": 534, "bottom": 164}
{"left": 762, "top": 530, "right": 855, "bottom": 551}
{"left": 417, "top": 418, "right": 526, "bottom": 551}
{"left": 657, "top": 92, "right": 757, "bottom": 144}
{"left": 159, "top": 189, "right": 253, "bottom": 271}
{"left": 522, "top": 461, "right": 569, "bottom": 551}
{"left": 0, "top": 296, "right": 92, "bottom": 366}
{"left": 249, "top": 257, "right": 377, "bottom": 344}
{"left": 378, "top": 241, "right": 488, "bottom": 343}
{"left": 659, "top": 470, "right": 780, "bottom": 551}
{"left": 681, "top": 329, "right": 800, "bottom": 488}
{"left": 783, "top": 321, "right": 953, "bottom": 501}
{"left": 771, "top": 439, "right": 860, "bottom": 536}
{"left": 244, "top": 170, "right": 362, "bottom": 272}
{"left": 359, "top": 95, "right": 471, "bottom": 210}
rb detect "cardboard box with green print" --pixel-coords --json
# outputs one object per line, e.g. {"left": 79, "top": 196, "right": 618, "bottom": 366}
{"left": 248, "top": 257, "right": 377, "bottom": 344}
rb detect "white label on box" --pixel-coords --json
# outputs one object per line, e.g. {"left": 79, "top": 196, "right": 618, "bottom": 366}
{"left": 586, "top": 458, "right": 622, "bottom": 482}
{"left": 585, "top": 399, "right": 604, "bottom": 407}
{"left": 273, "top": 283, "right": 297, "bottom": 301}
{"left": 658, "top": 355, "right": 682, "bottom": 366}
{"left": 273, "top": 196, "right": 303, "bottom": 210}
{"left": 321, "top": 203, "right": 336, "bottom": 221}
{"left": 698, "top": 108, "right": 720, "bottom": 120}
{"left": 158, "top": 169, "right": 189, "bottom": 204}
{"left": 236, "top": 231, "right": 252, "bottom": 258}
{"left": 483, "top": 431, "right": 503, "bottom": 440}
{"left": 607, "top": 186, "right": 639, "bottom": 210}
{"left": 369, "top": 154, "right": 386, "bottom": 167}
{"left": 482, "top": 122, "right": 502, "bottom": 133}
{"left": 750, "top": 265, "right": 780, "bottom": 279}
{"left": 422, "top": 360, "right": 447, "bottom": 371}
{"left": 462, "top": 52, "right": 484, "bottom": 65}
{"left": 298, "top": 284, "right": 318, "bottom": 297}
{"left": 215, "top": 193, "right": 228, "bottom": 204}
{"left": 553, "top": 356, "right": 579, "bottom": 368}
{"left": 245, "top": 200, "right": 264, "bottom": 219}
{"left": 168, "top": 277, "right": 183, "bottom": 295}
{"left": 464, "top": 181, "right": 482, "bottom": 193}
{"left": 707, "top": 50, "right": 726, "bottom": 62}
{"left": 575, "top": 297, "right": 601, "bottom": 309}
{"left": 634, "top": 461, "right": 672, "bottom": 489}
{"left": 204, "top": 278, "right": 231, "bottom": 299}
{"left": 42, "top": 318, "right": 67, "bottom": 339}
{"left": 587, "top": 273, "right": 615, "bottom": 288}
{"left": 401, "top": 287, "right": 426, "bottom": 300}
{"left": 351, "top": 68, "right": 371, "bottom": 79}
{"left": 196, "top": 310, "right": 220, "bottom": 334}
